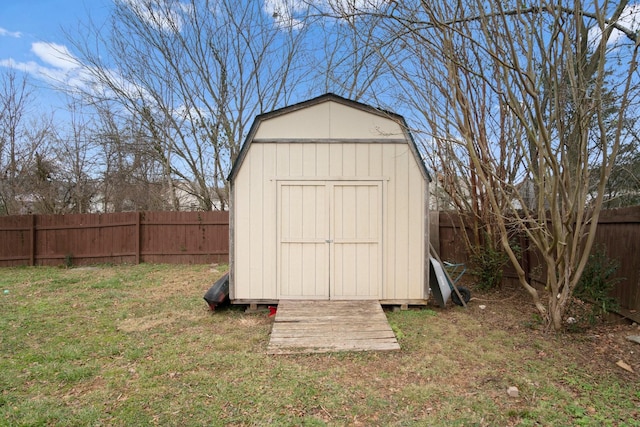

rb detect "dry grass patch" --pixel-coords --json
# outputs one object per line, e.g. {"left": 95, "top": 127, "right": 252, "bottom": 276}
{"left": 116, "top": 310, "right": 202, "bottom": 332}
{"left": 1, "top": 264, "right": 638, "bottom": 426}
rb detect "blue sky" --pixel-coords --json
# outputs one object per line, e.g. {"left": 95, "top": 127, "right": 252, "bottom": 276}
{"left": 0, "top": 0, "right": 319, "bottom": 117}
{"left": 2, "top": 0, "right": 640, "bottom": 117}
{"left": 0, "top": 0, "right": 300, "bottom": 115}
{"left": 0, "top": 0, "right": 113, "bottom": 60}
{"left": 0, "top": 0, "right": 112, "bottom": 112}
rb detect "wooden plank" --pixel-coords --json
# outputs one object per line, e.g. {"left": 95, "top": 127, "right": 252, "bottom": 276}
{"left": 270, "top": 322, "right": 395, "bottom": 332}
{"left": 267, "top": 300, "right": 400, "bottom": 354}
{"left": 269, "top": 341, "right": 399, "bottom": 354}
{"left": 270, "top": 330, "right": 396, "bottom": 339}
{"left": 276, "top": 306, "right": 380, "bottom": 316}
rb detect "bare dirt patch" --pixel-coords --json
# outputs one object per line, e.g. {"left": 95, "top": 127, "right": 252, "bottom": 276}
{"left": 460, "top": 280, "right": 640, "bottom": 378}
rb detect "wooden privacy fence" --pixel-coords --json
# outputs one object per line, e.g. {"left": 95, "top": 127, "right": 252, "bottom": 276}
{"left": 432, "top": 206, "right": 640, "bottom": 316}
{"left": 0, "top": 211, "right": 229, "bottom": 266}
{"left": 1, "top": 208, "right": 638, "bottom": 313}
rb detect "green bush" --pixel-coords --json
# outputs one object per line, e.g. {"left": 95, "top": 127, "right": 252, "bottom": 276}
{"left": 469, "top": 240, "right": 511, "bottom": 290}
{"left": 574, "top": 246, "right": 622, "bottom": 323}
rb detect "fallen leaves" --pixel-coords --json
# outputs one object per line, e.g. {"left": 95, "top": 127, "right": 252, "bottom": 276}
{"left": 615, "top": 360, "right": 634, "bottom": 373}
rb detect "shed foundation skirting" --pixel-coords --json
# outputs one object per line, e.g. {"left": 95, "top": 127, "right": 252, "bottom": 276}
{"left": 231, "top": 299, "right": 429, "bottom": 307}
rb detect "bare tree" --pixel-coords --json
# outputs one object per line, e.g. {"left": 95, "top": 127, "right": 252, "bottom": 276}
{"left": 307, "top": 2, "right": 396, "bottom": 103}
{"left": 50, "top": 100, "right": 101, "bottom": 213}
{"left": 67, "top": 0, "right": 311, "bottom": 210}
{"left": 0, "top": 70, "right": 55, "bottom": 215}
{"left": 596, "top": 110, "right": 640, "bottom": 208}
{"left": 91, "top": 102, "right": 172, "bottom": 212}
{"left": 320, "top": 0, "right": 640, "bottom": 330}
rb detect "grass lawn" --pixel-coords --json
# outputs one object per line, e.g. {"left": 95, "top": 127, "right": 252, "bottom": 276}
{"left": 0, "top": 264, "right": 638, "bottom": 426}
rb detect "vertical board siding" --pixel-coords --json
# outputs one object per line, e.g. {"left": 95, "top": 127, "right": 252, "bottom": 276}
{"left": 316, "top": 144, "right": 330, "bottom": 176}
{"left": 289, "top": 143, "right": 304, "bottom": 176}
{"left": 278, "top": 182, "right": 329, "bottom": 299}
{"left": 409, "top": 160, "right": 426, "bottom": 298}
{"left": 232, "top": 155, "right": 253, "bottom": 296}
{"left": 369, "top": 144, "right": 383, "bottom": 177}
{"left": 342, "top": 144, "right": 356, "bottom": 176}
{"left": 232, "top": 141, "right": 426, "bottom": 301}
{"left": 302, "top": 143, "right": 317, "bottom": 177}
{"left": 262, "top": 143, "right": 278, "bottom": 299}
{"left": 329, "top": 144, "right": 343, "bottom": 176}
{"left": 249, "top": 143, "right": 265, "bottom": 298}
{"left": 0, "top": 211, "right": 228, "bottom": 266}
{"left": 393, "top": 146, "right": 410, "bottom": 299}
{"left": 331, "top": 183, "right": 382, "bottom": 299}
{"left": 381, "top": 144, "right": 397, "bottom": 299}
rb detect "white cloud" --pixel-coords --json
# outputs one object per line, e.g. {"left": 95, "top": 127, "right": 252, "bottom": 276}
{"left": 121, "top": 0, "right": 190, "bottom": 32}
{"left": 0, "top": 41, "right": 99, "bottom": 97}
{"left": 610, "top": 3, "right": 640, "bottom": 45}
{"left": 315, "top": 0, "right": 389, "bottom": 17}
{"left": 31, "top": 42, "right": 80, "bottom": 71}
{"left": 589, "top": 4, "right": 640, "bottom": 47}
{"left": 263, "top": 0, "right": 306, "bottom": 30}
{"left": 0, "top": 56, "right": 86, "bottom": 90}
{"left": 0, "top": 39, "right": 155, "bottom": 110}
{"left": 262, "top": 0, "right": 389, "bottom": 29}
{"left": 0, "top": 27, "right": 22, "bottom": 38}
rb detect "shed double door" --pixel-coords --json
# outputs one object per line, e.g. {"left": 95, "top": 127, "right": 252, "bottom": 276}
{"left": 278, "top": 181, "right": 383, "bottom": 300}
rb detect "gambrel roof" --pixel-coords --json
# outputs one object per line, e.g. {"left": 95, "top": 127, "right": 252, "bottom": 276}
{"left": 228, "top": 93, "right": 430, "bottom": 182}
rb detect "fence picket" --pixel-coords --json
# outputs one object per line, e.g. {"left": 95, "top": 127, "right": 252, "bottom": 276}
{"left": 0, "top": 211, "right": 229, "bottom": 267}
{"left": 0, "top": 208, "right": 637, "bottom": 314}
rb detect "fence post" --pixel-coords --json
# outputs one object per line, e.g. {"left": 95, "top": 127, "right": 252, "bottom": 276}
{"left": 135, "top": 211, "right": 141, "bottom": 264}
{"left": 29, "top": 214, "right": 36, "bottom": 266}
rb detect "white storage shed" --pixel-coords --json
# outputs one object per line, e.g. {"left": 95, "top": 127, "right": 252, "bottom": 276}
{"left": 227, "top": 94, "right": 431, "bottom": 305}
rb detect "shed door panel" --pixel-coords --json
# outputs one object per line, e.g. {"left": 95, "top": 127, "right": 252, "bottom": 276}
{"left": 331, "top": 183, "right": 382, "bottom": 299}
{"left": 278, "top": 183, "right": 329, "bottom": 299}
{"left": 278, "top": 181, "right": 382, "bottom": 300}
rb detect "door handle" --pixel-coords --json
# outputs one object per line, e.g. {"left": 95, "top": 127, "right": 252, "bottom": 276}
{"left": 325, "top": 239, "right": 333, "bottom": 243}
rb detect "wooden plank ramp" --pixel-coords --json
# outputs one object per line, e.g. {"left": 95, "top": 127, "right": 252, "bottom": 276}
{"left": 267, "top": 300, "right": 400, "bottom": 354}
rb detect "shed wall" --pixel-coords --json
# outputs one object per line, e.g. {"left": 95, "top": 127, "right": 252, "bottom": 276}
{"left": 232, "top": 141, "right": 426, "bottom": 301}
